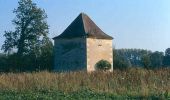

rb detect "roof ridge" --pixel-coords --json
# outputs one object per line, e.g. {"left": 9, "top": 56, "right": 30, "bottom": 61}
{"left": 80, "top": 13, "right": 87, "bottom": 36}
{"left": 80, "top": 13, "right": 95, "bottom": 35}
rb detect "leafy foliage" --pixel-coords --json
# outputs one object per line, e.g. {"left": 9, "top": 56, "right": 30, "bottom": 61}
{"left": 0, "top": 54, "right": 8, "bottom": 72}
{"left": 0, "top": 38, "right": 53, "bottom": 72}
{"left": 150, "top": 51, "right": 164, "bottom": 68}
{"left": 2, "top": 0, "right": 49, "bottom": 55}
{"left": 163, "top": 48, "right": 170, "bottom": 67}
{"left": 0, "top": 0, "right": 53, "bottom": 72}
{"left": 113, "top": 49, "right": 152, "bottom": 68}
{"left": 141, "top": 54, "right": 151, "bottom": 69}
{"left": 113, "top": 50, "right": 131, "bottom": 70}
{"left": 95, "top": 60, "right": 111, "bottom": 71}
{"left": 113, "top": 49, "right": 169, "bottom": 69}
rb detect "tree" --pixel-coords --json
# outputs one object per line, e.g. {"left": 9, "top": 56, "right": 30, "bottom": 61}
{"left": 113, "top": 55, "right": 130, "bottom": 70}
{"left": 113, "top": 49, "right": 152, "bottom": 67}
{"left": 37, "top": 37, "right": 54, "bottom": 70}
{"left": 141, "top": 54, "right": 151, "bottom": 69}
{"left": 0, "top": 53, "right": 8, "bottom": 72}
{"left": 163, "top": 48, "right": 170, "bottom": 67}
{"left": 165, "top": 48, "right": 170, "bottom": 56}
{"left": 95, "top": 60, "right": 111, "bottom": 71}
{"left": 150, "top": 51, "right": 164, "bottom": 68}
{"left": 19, "top": 37, "right": 53, "bottom": 71}
{"left": 1, "top": 0, "right": 51, "bottom": 71}
{"left": 113, "top": 49, "right": 131, "bottom": 70}
{"left": 2, "top": 0, "right": 49, "bottom": 56}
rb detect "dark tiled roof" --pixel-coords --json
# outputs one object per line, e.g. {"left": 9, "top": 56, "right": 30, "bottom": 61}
{"left": 53, "top": 13, "right": 113, "bottom": 40}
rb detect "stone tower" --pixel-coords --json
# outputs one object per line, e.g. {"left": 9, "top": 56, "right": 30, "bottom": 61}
{"left": 53, "top": 13, "right": 113, "bottom": 72}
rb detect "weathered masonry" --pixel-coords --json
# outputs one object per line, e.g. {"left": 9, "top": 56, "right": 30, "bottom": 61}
{"left": 53, "top": 13, "right": 113, "bottom": 72}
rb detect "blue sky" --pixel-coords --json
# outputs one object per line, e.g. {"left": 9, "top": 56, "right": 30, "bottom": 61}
{"left": 0, "top": 0, "right": 170, "bottom": 52}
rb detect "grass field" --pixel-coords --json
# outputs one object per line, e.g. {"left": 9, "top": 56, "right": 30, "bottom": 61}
{"left": 0, "top": 67, "right": 169, "bottom": 99}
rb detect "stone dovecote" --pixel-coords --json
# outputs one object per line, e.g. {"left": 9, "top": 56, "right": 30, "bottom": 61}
{"left": 53, "top": 13, "right": 113, "bottom": 72}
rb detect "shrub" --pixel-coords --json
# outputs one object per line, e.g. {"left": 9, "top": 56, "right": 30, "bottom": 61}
{"left": 95, "top": 60, "right": 111, "bottom": 71}
{"left": 113, "top": 51, "right": 131, "bottom": 70}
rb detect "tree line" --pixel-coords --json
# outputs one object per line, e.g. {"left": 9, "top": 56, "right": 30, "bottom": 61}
{"left": 113, "top": 48, "right": 170, "bottom": 70}
{"left": 1, "top": 47, "right": 170, "bottom": 72}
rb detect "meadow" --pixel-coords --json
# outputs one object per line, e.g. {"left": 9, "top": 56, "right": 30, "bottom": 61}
{"left": 0, "top": 67, "right": 169, "bottom": 99}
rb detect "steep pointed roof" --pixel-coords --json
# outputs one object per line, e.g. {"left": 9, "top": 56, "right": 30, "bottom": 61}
{"left": 53, "top": 13, "right": 113, "bottom": 40}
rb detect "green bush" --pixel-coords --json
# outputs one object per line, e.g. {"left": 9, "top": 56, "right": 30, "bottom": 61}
{"left": 113, "top": 56, "right": 130, "bottom": 70}
{"left": 95, "top": 60, "right": 111, "bottom": 71}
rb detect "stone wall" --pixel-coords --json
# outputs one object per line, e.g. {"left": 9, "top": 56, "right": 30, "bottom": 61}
{"left": 54, "top": 38, "right": 86, "bottom": 71}
{"left": 54, "top": 37, "right": 113, "bottom": 72}
{"left": 86, "top": 38, "right": 113, "bottom": 72}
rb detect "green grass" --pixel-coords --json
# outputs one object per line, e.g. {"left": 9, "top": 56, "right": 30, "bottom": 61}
{"left": 0, "top": 67, "right": 170, "bottom": 99}
{"left": 0, "top": 89, "right": 169, "bottom": 100}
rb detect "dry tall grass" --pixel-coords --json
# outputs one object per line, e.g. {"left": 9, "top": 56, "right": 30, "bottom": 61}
{"left": 0, "top": 67, "right": 169, "bottom": 96}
